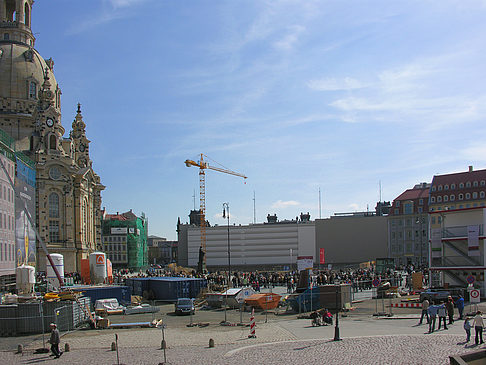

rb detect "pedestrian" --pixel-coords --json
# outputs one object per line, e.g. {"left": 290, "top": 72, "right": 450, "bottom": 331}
{"left": 428, "top": 304, "right": 438, "bottom": 333}
{"left": 419, "top": 298, "right": 430, "bottom": 325}
{"left": 456, "top": 295, "right": 465, "bottom": 320}
{"left": 446, "top": 297, "right": 454, "bottom": 324}
{"left": 464, "top": 316, "right": 472, "bottom": 343}
{"left": 473, "top": 310, "right": 484, "bottom": 345}
{"left": 438, "top": 302, "right": 448, "bottom": 330}
{"left": 49, "top": 323, "right": 62, "bottom": 358}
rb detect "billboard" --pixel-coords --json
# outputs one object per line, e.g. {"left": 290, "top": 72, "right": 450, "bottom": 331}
{"left": 15, "top": 157, "right": 36, "bottom": 268}
{"left": 111, "top": 227, "right": 128, "bottom": 234}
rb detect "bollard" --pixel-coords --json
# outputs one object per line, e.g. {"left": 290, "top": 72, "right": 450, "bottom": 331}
{"left": 64, "top": 343, "right": 70, "bottom": 352}
{"left": 17, "top": 344, "right": 22, "bottom": 354}
{"left": 209, "top": 338, "right": 215, "bottom": 348}
{"left": 161, "top": 339, "right": 167, "bottom": 349}
{"left": 111, "top": 342, "right": 117, "bottom": 351}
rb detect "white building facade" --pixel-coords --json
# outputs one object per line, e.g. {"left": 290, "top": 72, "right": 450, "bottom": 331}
{"left": 183, "top": 221, "right": 315, "bottom": 270}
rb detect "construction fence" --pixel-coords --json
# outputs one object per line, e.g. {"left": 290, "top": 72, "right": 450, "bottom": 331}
{"left": 0, "top": 297, "right": 90, "bottom": 337}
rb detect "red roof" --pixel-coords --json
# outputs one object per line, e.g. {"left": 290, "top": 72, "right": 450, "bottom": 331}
{"left": 431, "top": 168, "right": 486, "bottom": 187}
{"left": 394, "top": 187, "right": 429, "bottom": 201}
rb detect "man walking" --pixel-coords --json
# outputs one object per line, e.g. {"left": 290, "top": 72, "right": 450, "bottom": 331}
{"left": 49, "top": 323, "right": 62, "bottom": 358}
{"left": 419, "top": 298, "right": 429, "bottom": 325}
{"left": 446, "top": 297, "right": 454, "bottom": 325}
{"left": 456, "top": 295, "right": 465, "bottom": 320}
{"left": 438, "top": 302, "right": 448, "bottom": 330}
{"left": 428, "top": 303, "right": 438, "bottom": 333}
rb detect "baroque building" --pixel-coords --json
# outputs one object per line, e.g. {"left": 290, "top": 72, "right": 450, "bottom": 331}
{"left": 0, "top": 0, "right": 104, "bottom": 272}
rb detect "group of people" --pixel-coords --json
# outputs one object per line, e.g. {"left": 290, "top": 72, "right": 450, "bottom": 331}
{"left": 419, "top": 295, "right": 484, "bottom": 345}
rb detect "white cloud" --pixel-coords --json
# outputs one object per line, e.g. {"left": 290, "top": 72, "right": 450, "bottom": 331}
{"left": 307, "top": 77, "right": 367, "bottom": 91}
{"left": 273, "top": 25, "right": 305, "bottom": 51}
{"left": 271, "top": 200, "right": 300, "bottom": 209}
{"left": 107, "top": 0, "right": 146, "bottom": 9}
{"left": 348, "top": 203, "right": 360, "bottom": 211}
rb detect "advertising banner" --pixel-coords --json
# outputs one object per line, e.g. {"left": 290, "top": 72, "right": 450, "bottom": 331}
{"left": 111, "top": 227, "right": 127, "bottom": 234}
{"left": 15, "top": 157, "right": 36, "bottom": 268}
{"left": 297, "top": 256, "right": 314, "bottom": 272}
{"left": 430, "top": 228, "right": 442, "bottom": 259}
{"left": 468, "top": 225, "right": 480, "bottom": 257}
{"left": 319, "top": 248, "right": 325, "bottom": 264}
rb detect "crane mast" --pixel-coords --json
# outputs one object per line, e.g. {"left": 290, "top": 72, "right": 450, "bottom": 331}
{"left": 185, "top": 153, "right": 247, "bottom": 272}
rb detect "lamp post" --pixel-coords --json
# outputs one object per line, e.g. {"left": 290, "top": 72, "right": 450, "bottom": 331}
{"left": 223, "top": 203, "right": 230, "bottom": 323}
{"left": 333, "top": 284, "right": 341, "bottom": 341}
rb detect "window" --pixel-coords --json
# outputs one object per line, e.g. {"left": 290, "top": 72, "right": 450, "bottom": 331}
{"left": 474, "top": 181, "right": 479, "bottom": 187}
{"left": 480, "top": 191, "right": 485, "bottom": 198}
{"left": 431, "top": 217, "right": 436, "bottom": 224}
{"left": 419, "top": 199, "right": 423, "bottom": 205}
{"left": 466, "top": 193, "right": 471, "bottom": 199}
{"left": 466, "top": 182, "right": 471, "bottom": 188}
{"left": 460, "top": 183, "right": 464, "bottom": 188}
{"left": 49, "top": 193, "right": 59, "bottom": 218}
{"left": 24, "top": 3, "right": 30, "bottom": 27}
{"left": 438, "top": 216, "right": 442, "bottom": 224}
{"left": 444, "top": 184, "right": 449, "bottom": 190}
{"left": 437, "top": 196, "right": 442, "bottom": 202}
{"left": 481, "top": 180, "right": 486, "bottom": 187}
{"left": 396, "top": 201, "right": 400, "bottom": 207}
{"left": 3, "top": 33, "right": 9, "bottom": 40}
{"left": 29, "top": 81, "right": 36, "bottom": 99}
{"left": 430, "top": 197, "right": 436, "bottom": 203}
{"left": 438, "top": 185, "right": 443, "bottom": 191}
{"left": 450, "top": 195, "right": 455, "bottom": 201}
{"left": 404, "top": 203, "right": 413, "bottom": 214}
{"left": 473, "top": 192, "right": 478, "bottom": 199}
{"left": 49, "top": 135, "right": 56, "bottom": 150}
{"left": 444, "top": 195, "right": 448, "bottom": 202}
{"left": 451, "top": 183, "right": 456, "bottom": 189}
{"left": 459, "top": 193, "right": 464, "bottom": 200}
{"left": 418, "top": 207, "right": 423, "bottom": 213}
{"left": 49, "top": 221, "right": 60, "bottom": 242}
{"left": 431, "top": 186, "right": 436, "bottom": 192}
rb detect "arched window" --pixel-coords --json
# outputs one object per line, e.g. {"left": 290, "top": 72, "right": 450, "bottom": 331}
{"left": 49, "top": 193, "right": 59, "bottom": 218}
{"left": 24, "top": 3, "right": 30, "bottom": 26}
{"left": 48, "top": 192, "right": 60, "bottom": 243}
{"left": 29, "top": 81, "right": 36, "bottom": 99}
{"left": 49, "top": 135, "right": 56, "bottom": 150}
{"left": 459, "top": 193, "right": 464, "bottom": 200}
{"left": 82, "top": 199, "right": 88, "bottom": 243}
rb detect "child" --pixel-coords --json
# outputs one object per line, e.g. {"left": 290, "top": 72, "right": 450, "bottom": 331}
{"left": 464, "top": 317, "right": 471, "bottom": 342}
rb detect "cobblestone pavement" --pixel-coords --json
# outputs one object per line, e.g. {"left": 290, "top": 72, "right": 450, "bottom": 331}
{"left": 3, "top": 334, "right": 484, "bottom": 364}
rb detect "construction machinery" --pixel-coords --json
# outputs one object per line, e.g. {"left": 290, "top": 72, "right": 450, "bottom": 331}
{"left": 185, "top": 154, "right": 247, "bottom": 273}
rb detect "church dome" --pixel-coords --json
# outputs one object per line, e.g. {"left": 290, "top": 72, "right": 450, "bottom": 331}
{"left": 0, "top": 42, "right": 59, "bottom": 112}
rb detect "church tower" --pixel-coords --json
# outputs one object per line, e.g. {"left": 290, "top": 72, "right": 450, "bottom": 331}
{"left": 0, "top": 1, "right": 105, "bottom": 273}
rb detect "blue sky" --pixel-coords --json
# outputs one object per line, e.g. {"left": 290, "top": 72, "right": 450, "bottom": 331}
{"left": 32, "top": 1, "right": 486, "bottom": 240}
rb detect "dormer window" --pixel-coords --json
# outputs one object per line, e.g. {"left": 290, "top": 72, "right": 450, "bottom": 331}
{"left": 28, "top": 81, "right": 36, "bottom": 99}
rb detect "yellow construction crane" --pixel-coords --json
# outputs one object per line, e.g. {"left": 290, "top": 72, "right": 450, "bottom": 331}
{"left": 185, "top": 153, "right": 247, "bottom": 272}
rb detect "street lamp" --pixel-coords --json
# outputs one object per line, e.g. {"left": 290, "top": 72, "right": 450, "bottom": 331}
{"left": 333, "top": 284, "right": 341, "bottom": 341}
{"left": 222, "top": 203, "right": 230, "bottom": 323}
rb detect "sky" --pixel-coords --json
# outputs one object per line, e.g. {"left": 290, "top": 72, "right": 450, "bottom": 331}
{"left": 32, "top": 0, "right": 486, "bottom": 240}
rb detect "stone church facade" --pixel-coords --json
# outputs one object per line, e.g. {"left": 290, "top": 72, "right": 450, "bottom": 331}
{"left": 0, "top": 0, "right": 104, "bottom": 272}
